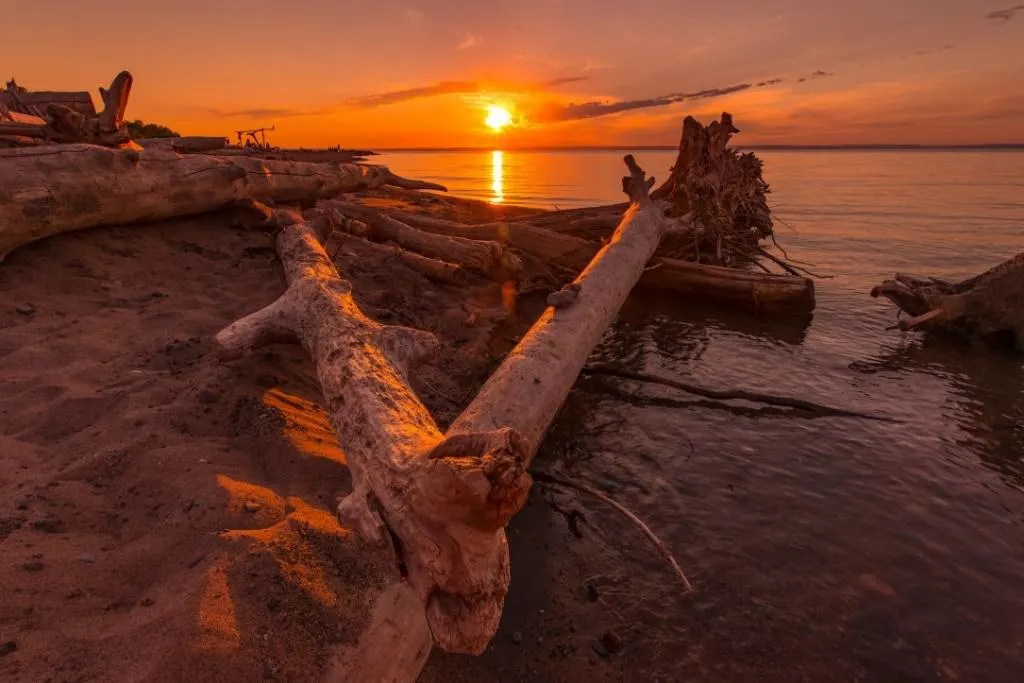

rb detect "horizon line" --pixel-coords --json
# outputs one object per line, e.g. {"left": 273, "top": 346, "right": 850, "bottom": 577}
{"left": 366, "top": 143, "right": 1024, "bottom": 153}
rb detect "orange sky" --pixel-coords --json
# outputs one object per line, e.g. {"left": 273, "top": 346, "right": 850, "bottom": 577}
{"left": 6, "top": 1, "right": 1024, "bottom": 147}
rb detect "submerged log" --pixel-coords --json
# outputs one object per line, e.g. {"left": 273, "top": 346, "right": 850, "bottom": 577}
{"left": 871, "top": 252, "right": 1024, "bottom": 350}
{"left": 0, "top": 144, "right": 448, "bottom": 262}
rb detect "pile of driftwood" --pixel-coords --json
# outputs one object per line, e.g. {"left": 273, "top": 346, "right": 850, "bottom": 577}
{"left": 0, "top": 72, "right": 133, "bottom": 148}
{"left": 872, "top": 253, "right": 1024, "bottom": 351}
{"left": 0, "top": 110, "right": 832, "bottom": 682}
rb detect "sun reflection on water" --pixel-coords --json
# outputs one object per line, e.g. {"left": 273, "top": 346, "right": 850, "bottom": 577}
{"left": 491, "top": 150, "right": 504, "bottom": 204}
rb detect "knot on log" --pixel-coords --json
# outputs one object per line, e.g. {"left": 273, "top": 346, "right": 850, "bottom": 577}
{"left": 423, "top": 427, "right": 532, "bottom": 532}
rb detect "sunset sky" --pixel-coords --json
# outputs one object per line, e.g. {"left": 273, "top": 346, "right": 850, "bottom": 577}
{"left": 6, "top": 1, "right": 1024, "bottom": 147}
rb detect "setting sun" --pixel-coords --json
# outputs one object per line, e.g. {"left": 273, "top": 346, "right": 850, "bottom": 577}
{"left": 485, "top": 105, "right": 512, "bottom": 132}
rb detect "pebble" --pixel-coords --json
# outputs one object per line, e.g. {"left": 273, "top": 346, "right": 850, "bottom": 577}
{"left": 31, "top": 518, "right": 63, "bottom": 533}
{"left": 76, "top": 553, "right": 97, "bottom": 564}
{"left": 198, "top": 458, "right": 209, "bottom": 464}
{"left": 591, "top": 640, "right": 610, "bottom": 658}
{"left": 511, "top": 631, "right": 523, "bottom": 645}
{"left": 600, "top": 630, "right": 623, "bottom": 654}
{"left": 15, "top": 304, "right": 35, "bottom": 316}
{"left": 244, "top": 502, "right": 262, "bottom": 513}
{"left": 22, "top": 560, "right": 44, "bottom": 572}
{"left": 187, "top": 554, "right": 205, "bottom": 569}
{"left": 139, "top": 597, "right": 155, "bottom": 607}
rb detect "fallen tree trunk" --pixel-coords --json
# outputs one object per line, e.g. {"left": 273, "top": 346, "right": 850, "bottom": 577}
{"left": 870, "top": 252, "right": 1024, "bottom": 350}
{"left": 0, "top": 143, "right": 447, "bottom": 262}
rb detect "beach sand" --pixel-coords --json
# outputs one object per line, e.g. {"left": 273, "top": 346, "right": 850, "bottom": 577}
{"left": 0, "top": 195, "right": 634, "bottom": 682}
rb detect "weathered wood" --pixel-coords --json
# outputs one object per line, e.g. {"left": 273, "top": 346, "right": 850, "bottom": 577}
{"left": 329, "top": 228, "right": 467, "bottom": 285}
{"left": 871, "top": 252, "right": 1024, "bottom": 350}
{"left": 318, "top": 202, "right": 522, "bottom": 283}
{"left": 0, "top": 121, "right": 44, "bottom": 137}
{"left": 447, "top": 155, "right": 672, "bottom": 451}
{"left": 0, "top": 90, "right": 95, "bottom": 116}
{"left": 215, "top": 202, "right": 532, "bottom": 663}
{"left": 0, "top": 144, "right": 448, "bottom": 262}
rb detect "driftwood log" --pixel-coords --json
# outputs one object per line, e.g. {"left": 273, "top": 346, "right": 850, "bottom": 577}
{"left": 0, "top": 144, "right": 445, "bottom": 262}
{"left": 0, "top": 72, "right": 133, "bottom": 147}
{"left": 871, "top": 252, "right": 1024, "bottom": 350}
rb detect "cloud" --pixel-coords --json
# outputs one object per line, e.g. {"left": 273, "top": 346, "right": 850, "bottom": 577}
{"left": 986, "top": 4, "right": 1024, "bottom": 21}
{"left": 346, "top": 81, "right": 480, "bottom": 109}
{"left": 404, "top": 8, "right": 425, "bottom": 24}
{"left": 457, "top": 34, "right": 482, "bottom": 50}
{"left": 543, "top": 76, "right": 590, "bottom": 87}
{"left": 536, "top": 83, "right": 752, "bottom": 122}
{"left": 757, "top": 78, "right": 784, "bottom": 87}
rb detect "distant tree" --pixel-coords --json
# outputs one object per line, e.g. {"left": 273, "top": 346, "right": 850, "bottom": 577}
{"left": 126, "top": 119, "right": 180, "bottom": 138}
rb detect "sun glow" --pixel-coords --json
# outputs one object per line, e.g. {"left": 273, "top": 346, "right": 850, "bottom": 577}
{"left": 485, "top": 105, "right": 512, "bottom": 132}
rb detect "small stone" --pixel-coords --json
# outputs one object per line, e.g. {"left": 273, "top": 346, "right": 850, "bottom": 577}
{"left": 511, "top": 631, "right": 523, "bottom": 645}
{"left": 244, "top": 502, "right": 262, "bottom": 513}
{"left": 600, "top": 630, "right": 623, "bottom": 654}
{"left": 197, "top": 389, "right": 220, "bottom": 405}
{"left": 139, "top": 597, "right": 155, "bottom": 607}
{"left": 0, "top": 641, "right": 16, "bottom": 657}
{"left": 591, "top": 639, "right": 610, "bottom": 658}
{"left": 187, "top": 554, "right": 205, "bottom": 569}
{"left": 22, "top": 560, "right": 44, "bottom": 572}
{"left": 536, "top": 636, "right": 544, "bottom": 646}
{"left": 15, "top": 304, "right": 35, "bottom": 316}
{"left": 31, "top": 518, "right": 63, "bottom": 533}
{"left": 198, "top": 458, "right": 209, "bottom": 464}
{"left": 76, "top": 553, "right": 97, "bottom": 564}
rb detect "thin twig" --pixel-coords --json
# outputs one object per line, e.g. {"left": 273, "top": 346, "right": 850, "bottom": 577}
{"left": 583, "top": 365, "right": 902, "bottom": 423}
{"left": 532, "top": 471, "right": 694, "bottom": 593}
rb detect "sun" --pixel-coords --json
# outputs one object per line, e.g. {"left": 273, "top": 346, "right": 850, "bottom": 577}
{"left": 485, "top": 105, "right": 512, "bottom": 132}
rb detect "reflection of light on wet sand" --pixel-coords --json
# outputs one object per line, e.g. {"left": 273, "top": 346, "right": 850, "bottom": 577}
{"left": 222, "top": 495, "right": 347, "bottom": 608}
{"left": 491, "top": 150, "right": 504, "bottom": 204}
{"left": 195, "top": 555, "right": 240, "bottom": 652}
{"left": 261, "top": 388, "right": 346, "bottom": 465}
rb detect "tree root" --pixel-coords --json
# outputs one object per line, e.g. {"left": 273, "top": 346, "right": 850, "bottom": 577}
{"left": 532, "top": 471, "right": 694, "bottom": 593}
{"left": 582, "top": 365, "right": 901, "bottom": 422}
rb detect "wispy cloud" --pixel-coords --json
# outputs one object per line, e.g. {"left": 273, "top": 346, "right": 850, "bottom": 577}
{"left": 543, "top": 76, "right": 590, "bottom": 87}
{"left": 535, "top": 83, "right": 754, "bottom": 122}
{"left": 347, "top": 81, "right": 480, "bottom": 109}
{"left": 457, "top": 34, "right": 482, "bottom": 50}
{"left": 986, "top": 4, "right": 1024, "bottom": 21}
{"left": 796, "top": 70, "right": 836, "bottom": 83}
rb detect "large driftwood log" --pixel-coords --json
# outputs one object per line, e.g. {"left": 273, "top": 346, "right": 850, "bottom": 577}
{"left": 447, "top": 156, "right": 674, "bottom": 447}
{"left": 215, "top": 201, "right": 533, "bottom": 672}
{"left": 0, "top": 143, "right": 446, "bottom": 262}
{"left": 871, "top": 252, "right": 1024, "bottom": 350}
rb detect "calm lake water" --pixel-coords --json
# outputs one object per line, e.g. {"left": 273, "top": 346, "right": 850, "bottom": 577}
{"left": 378, "top": 149, "right": 1024, "bottom": 682}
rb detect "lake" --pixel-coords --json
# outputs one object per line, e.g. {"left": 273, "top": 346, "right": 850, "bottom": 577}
{"left": 376, "top": 149, "right": 1024, "bottom": 682}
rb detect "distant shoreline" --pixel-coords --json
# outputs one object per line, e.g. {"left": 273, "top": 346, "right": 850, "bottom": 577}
{"left": 371, "top": 144, "right": 1024, "bottom": 153}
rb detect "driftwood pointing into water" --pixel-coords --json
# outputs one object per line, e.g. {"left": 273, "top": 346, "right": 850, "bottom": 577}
{"left": 0, "top": 144, "right": 448, "bottom": 262}
{"left": 871, "top": 252, "right": 1024, "bottom": 351}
